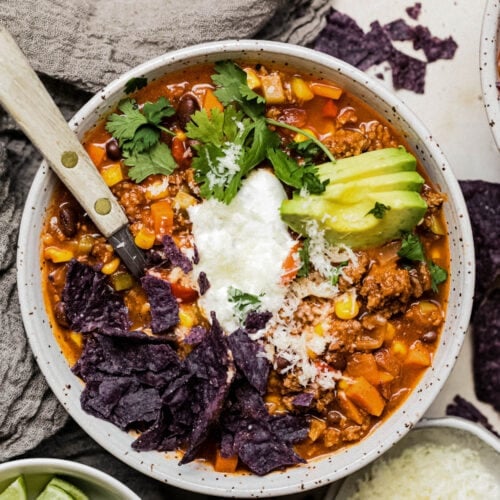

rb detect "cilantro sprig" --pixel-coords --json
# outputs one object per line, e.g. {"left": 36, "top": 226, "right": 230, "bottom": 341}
{"left": 105, "top": 97, "right": 177, "bottom": 182}
{"left": 398, "top": 232, "right": 448, "bottom": 292}
{"left": 366, "top": 202, "right": 391, "bottom": 219}
{"left": 228, "top": 286, "right": 263, "bottom": 321}
{"left": 185, "top": 61, "right": 333, "bottom": 204}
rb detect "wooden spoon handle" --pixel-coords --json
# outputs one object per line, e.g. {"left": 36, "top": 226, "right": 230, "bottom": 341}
{"left": 0, "top": 26, "right": 128, "bottom": 237}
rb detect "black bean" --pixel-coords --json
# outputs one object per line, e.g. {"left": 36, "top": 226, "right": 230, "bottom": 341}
{"left": 327, "top": 351, "right": 347, "bottom": 371}
{"left": 327, "top": 410, "right": 343, "bottom": 425}
{"left": 58, "top": 204, "right": 78, "bottom": 237}
{"left": 176, "top": 94, "right": 200, "bottom": 129}
{"left": 421, "top": 330, "right": 438, "bottom": 343}
{"left": 54, "top": 301, "right": 69, "bottom": 328}
{"left": 276, "top": 356, "right": 290, "bottom": 371}
{"left": 106, "top": 139, "right": 122, "bottom": 160}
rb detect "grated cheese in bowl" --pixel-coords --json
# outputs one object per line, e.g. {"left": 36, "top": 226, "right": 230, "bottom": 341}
{"left": 334, "top": 420, "right": 500, "bottom": 500}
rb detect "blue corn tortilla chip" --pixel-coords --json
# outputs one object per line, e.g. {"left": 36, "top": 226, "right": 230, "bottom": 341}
{"left": 313, "top": 8, "right": 457, "bottom": 95}
{"left": 406, "top": 2, "right": 422, "bottom": 20}
{"left": 446, "top": 395, "right": 500, "bottom": 438}
{"left": 292, "top": 392, "right": 314, "bottom": 408}
{"left": 162, "top": 235, "right": 193, "bottom": 273}
{"left": 227, "top": 328, "right": 270, "bottom": 394}
{"left": 197, "top": 271, "right": 210, "bottom": 295}
{"left": 220, "top": 383, "right": 307, "bottom": 475}
{"left": 244, "top": 310, "right": 272, "bottom": 332}
{"left": 184, "top": 325, "right": 208, "bottom": 345}
{"left": 141, "top": 274, "right": 179, "bottom": 333}
{"left": 62, "top": 260, "right": 131, "bottom": 336}
{"left": 179, "top": 313, "right": 236, "bottom": 464}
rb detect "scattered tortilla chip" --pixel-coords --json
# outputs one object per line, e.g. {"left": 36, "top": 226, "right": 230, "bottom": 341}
{"left": 446, "top": 395, "right": 499, "bottom": 437}
{"left": 244, "top": 310, "right": 272, "bottom": 332}
{"left": 197, "top": 271, "right": 210, "bottom": 295}
{"left": 292, "top": 392, "right": 314, "bottom": 408}
{"left": 141, "top": 274, "right": 179, "bottom": 333}
{"left": 184, "top": 325, "right": 208, "bottom": 345}
{"left": 227, "top": 328, "right": 270, "bottom": 394}
{"left": 162, "top": 235, "right": 193, "bottom": 273}
{"left": 313, "top": 8, "right": 457, "bottom": 94}
{"left": 62, "top": 260, "right": 131, "bottom": 336}
{"left": 406, "top": 2, "right": 422, "bottom": 20}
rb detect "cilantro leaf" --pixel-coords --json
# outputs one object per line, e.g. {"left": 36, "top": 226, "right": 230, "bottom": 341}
{"left": 124, "top": 143, "right": 177, "bottom": 182}
{"left": 398, "top": 232, "right": 426, "bottom": 261}
{"left": 267, "top": 148, "right": 327, "bottom": 194}
{"left": 124, "top": 77, "right": 148, "bottom": 94}
{"left": 289, "top": 139, "right": 323, "bottom": 161}
{"left": 142, "top": 96, "right": 175, "bottom": 125}
{"left": 122, "top": 126, "right": 159, "bottom": 154}
{"left": 228, "top": 286, "right": 263, "bottom": 320}
{"left": 212, "top": 61, "right": 266, "bottom": 121}
{"left": 239, "top": 118, "right": 280, "bottom": 172}
{"left": 297, "top": 238, "right": 311, "bottom": 278}
{"left": 105, "top": 99, "right": 148, "bottom": 145}
{"left": 366, "top": 202, "right": 391, "bottom": 219}
{"left": 330, "top": 261, "right": 348, "bottom": 286}
{"left": 428, "top": 261, "right": 448, "bottom": 293}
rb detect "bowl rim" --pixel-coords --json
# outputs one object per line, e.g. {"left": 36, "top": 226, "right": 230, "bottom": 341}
{"left": 0, "top": 458, "right": 141, "bottom": 499}
{"left": 480, "top": 0, "right": 500, "bottom": 149}
{"left": 17, "top": 39, "right": 475, "bottom": 497}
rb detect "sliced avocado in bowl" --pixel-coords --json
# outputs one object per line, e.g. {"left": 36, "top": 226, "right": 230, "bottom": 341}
{"left": 317, "top": 147, "right": 417, "bottom": 184}
{"left": 324, "top": 170, "right": 425, "bottom": 203}
{"left": 281, "top": 190, "right": 427, "bottom": 250}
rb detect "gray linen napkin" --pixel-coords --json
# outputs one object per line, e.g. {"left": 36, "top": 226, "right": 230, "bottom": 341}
{"left": 0, "top": 0, "right": 330, "bottom": 464}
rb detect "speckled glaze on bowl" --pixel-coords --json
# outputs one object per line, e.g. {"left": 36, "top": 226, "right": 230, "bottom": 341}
{"left": 480, "top": 0, "right": 500, "bottom": 149}
{"left": 0, "top": 458, "right": 140, "bottom": 499}
{"left": 17, "top": 40, "right": 475, "bottom": 498}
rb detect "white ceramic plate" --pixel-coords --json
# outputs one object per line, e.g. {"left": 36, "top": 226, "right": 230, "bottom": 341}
{"left": 480, "top": 0, "right": 500, "bottom": 149}
{"left": 329, "top": 416, "right": 500, "bottom": 499}
{"left": 0, "top": 458, "right": 140, "bottom": 499}
{"left": 17, "top": 40, "right": 475, "bottom": 497}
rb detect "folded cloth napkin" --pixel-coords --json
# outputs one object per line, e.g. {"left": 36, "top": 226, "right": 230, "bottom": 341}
{"left": 0, "top": 0, "right": 330, "bottom": 465}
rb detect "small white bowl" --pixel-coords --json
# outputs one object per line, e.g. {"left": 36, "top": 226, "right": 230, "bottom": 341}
{"left": 480, "top": 0, "right": 500, "bottom": 149}
{"left": 17, "top": 40, "right": 475, "bottom": 497}
{"left": 329, "top": 417, "right": 500, "bottom": 499}
{"left": 0, "top": 458, "right": 140, "bottom": 499}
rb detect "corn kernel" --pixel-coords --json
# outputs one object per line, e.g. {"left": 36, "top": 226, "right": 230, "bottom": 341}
{"left": 173, "top": 191, "right": 197, "bottom": 210}
{"left": 101, "top": 257, "right": 120, "bottom": 275}
{"left": 69, "top": 331, "right": 84, "bottom": 349}
{"left": 44, "top": 246, "right": 74, "bottom": 263}
{"left": 309, "top": 82, "right": 343, "bottom": 100}
{"left": 334, "top": 292, "right": 360, "bottom": 320}
{"left": 337, "top": 379, "right": 349, "bottom": 391}
{"left": 314, "top": 323, "right": 324, "bottom": 335}
{"left": 391, "top": 340, "right": 408, "bottom": 357}
{"left": 294, "top": 128, "right": 317, "bottom": 143}
{"left": 418, "top": 301, "right": 439, "bottom": 314}
{"left": 77, "top": 234, "right": 95, "bottom": 255}
{"left": 134, "top": 226, "right": 156, "bottom": 250}
{"left": 244, "top": 67, "right": 262, "bottom": 90}
{"left": 291, "top": 77, "right": 315, "bottom": 101}
{"left": 175, "top": 130, "right": 187, "bottom": 141}
{"left": 101, "top": 162, "right": 124, "bottom": 187}
{"left": 179, "top": 305, "right": 196, "bottom": 328}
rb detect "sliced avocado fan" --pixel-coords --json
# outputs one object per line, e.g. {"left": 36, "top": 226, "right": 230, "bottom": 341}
{"left": 280, "top": 147, "right": 428, "bottom": 249}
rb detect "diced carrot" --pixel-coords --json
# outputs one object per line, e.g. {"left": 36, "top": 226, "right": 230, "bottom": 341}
{"left": 203, "top": 89, "right": 224, "bottom": 116}
{"left": 101, "top": 162, "right": 124, "bottom": 187}
{"left": 337, "top": 390, "right": 364, "bottom": 425}
{"left": 346, "top": 353, "right": 380, "bottom": 386}
{"left": 309, "top": 82, "right": 343, "bottom": 100}
{"left": 322, "top": 99, "right": 338, "bottom": 118}
{"left": 214, "top": 449, "right": 238, "bottom": 473}
{"left": 150, "top": 200, "right": 173, "bottom": 237}
{"left": 134, "top": 226, "right": 156, "bottom": 250}
{"left": 86, "top": 143, "right": 106, "bottom": 167}
{"left": 345, "top": 376, "right": 386, "bottom": 417}
{"left": 281, "top": 241, "right": 300, "bottom": 284}
{"left": 404, "top": 340, "right": 432, "bottom": 368}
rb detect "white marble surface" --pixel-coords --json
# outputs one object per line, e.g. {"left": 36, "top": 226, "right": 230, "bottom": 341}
{"left": 331, "top": 0, "right": 499, "bottom": 431}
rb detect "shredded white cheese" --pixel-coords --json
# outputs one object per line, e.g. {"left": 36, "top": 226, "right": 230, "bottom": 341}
{"left": 349, "top": 442, "right": 500, "bottom": 500}
{"left": 206, "top": 142, "right": 243, "bottom": 190}
{"left": 189, "top": 168, "right": 294, "bottom": 333}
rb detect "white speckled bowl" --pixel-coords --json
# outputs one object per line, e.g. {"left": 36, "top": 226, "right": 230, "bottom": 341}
{"left": 0, "top": 458, "right": 140, "bottom": 499}
{"left": 480, "top": 0, "right": 500, "bottom": 149}
{"left": 17, "top": 40, "right": 475, "bottom": 497}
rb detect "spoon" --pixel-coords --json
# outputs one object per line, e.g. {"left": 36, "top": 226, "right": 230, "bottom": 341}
{"left": 0, "top": 26, "right": 146, "bottom": 277}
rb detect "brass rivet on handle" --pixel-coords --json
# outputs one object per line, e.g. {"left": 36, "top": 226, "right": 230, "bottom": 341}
{"left": 61, "top": 151, "right": 78, "bottom": 168}
{"left": 94, "top": 198, "right": 111, "bottom": 215}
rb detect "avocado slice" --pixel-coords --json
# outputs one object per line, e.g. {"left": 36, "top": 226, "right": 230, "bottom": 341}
{"left": 318, "top": 147, "right": 417, "bottom": 184}
{"left": 324, "top": 171, "right": 425, "bottom": 203}
{"left": 280, "top": 190, "right": 427, "bottom": 249}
